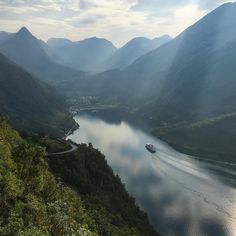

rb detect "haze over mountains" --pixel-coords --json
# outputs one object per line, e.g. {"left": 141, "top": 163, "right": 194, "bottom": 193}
{"left": 72, "top": 2, "right": 236, "bottom": 159}
{"left": 47, "top": 35, "right": 171, "bottom": 73}
{"left": 82, "top": 2, "right": 236, "bottom": 111}
{"left": 48, "top": 37, "right": 117, "bottom": 73}
{"left": 0, "top": 2, "right": 236, "bottom": 160}
{"left": 103, "top": 35, "right": 172, "bottom": 70}
{"left": 0, "top": 26, "right": 171, "bottom": 82}
{"left": 0, "top": 25, "right": 171, "bottom": 135}
{"left": 0, "top": 52, "right": 74, "bottom": 135}
{"left": 0, "top": 27, "right": 83, "bottom": 85}
{"left": 125, "top": 2, "right": 236, "bottom": 120}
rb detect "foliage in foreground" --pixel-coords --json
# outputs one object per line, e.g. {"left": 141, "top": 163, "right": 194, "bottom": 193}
{"left": 0, "top": 117, "right": 97, "bottom": 235}
{"left": 0, "top": 117, "right": 159, "bottom": 235}
{"left": 49, "top": 143, "right": 159, "bottom": 236}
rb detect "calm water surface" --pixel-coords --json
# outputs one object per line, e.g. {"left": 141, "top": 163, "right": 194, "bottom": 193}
{"left": 68, "top": 113, "right": 236, "bottom": 236}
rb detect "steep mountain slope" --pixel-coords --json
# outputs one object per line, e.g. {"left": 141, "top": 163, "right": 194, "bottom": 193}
{"left": 151, "top": 37, "right": 236, "bottom": 161}
{"left": 47, "top": 37, "right": 117, "bottom": 72}
{"left": 127, "top": 2, "right": 236, "bottom": 122}
{"left": 104, "top": 35, "right": 172, "bottom": 70}
{"left": 0, "top": 27, "right": 83, "bottom": 85}
{"left": 0, "top": 53, "right": 74, "bottom": 136}
{"left": 86, "top": 2, "right": 236, "bottom": 116}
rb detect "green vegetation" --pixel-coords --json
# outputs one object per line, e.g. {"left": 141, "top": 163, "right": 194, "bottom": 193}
{"left": 26, "top": 134, "right": 71, "bottom": 153}
{"left": 0, "top": 117, "right": 159, "bottom": 235}
{"left": 0, "top": 116, "right": 97, "bottom": 235}
{"left": 152, "top": 113, "right": 236, "bottom": 163}
{"left": 35, "top": 137, "right": 71, "bottom": 153}
{"left": 49, "top": 143, "right": 159, "bottom": 236}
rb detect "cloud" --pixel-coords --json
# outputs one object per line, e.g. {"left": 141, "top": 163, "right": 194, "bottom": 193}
{"left": 0, "top": 0, "right": 232, "bottom": 47}
{"left": 131, "top": 0, "right": 230, "bottom": 14}
{"left": 197, "top": 0, "right": 230, "bottom": 10}
{"left": 132, "top": 0, "right": 230, "bottom": 10}
{"left": 79, "top": 0, "right": 96, "bottom": 10}
{"left": 67, "top": 14, "right": 105, "bottom": 27}
{"left": 132, "top": 0, "right": 188, "bottom": 12}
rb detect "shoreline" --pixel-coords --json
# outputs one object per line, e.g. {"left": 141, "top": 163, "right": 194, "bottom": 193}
{"left": 73, "top": 106, "right": 236, "bottom": 165}
{"left": 152, "top": 132, "right": 236, "bottom": 166}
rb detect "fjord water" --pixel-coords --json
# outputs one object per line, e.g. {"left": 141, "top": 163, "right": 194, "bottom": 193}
{"left": 68, "top": 113, "right": 236, "bottom": 236}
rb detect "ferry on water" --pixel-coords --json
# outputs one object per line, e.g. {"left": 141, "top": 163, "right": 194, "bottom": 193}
{"left": 145, "top": 143, "right": 156, "bottom": 153}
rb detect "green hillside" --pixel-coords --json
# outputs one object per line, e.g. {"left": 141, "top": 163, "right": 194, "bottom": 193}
{"left": 153, "top": 113, "right": 236, "bottom": 163}
{"left": 49, "top": 143, "right": 159, "bottom": 236}
{"left": 0, "top": 117, "right": 96, "bottom": 235}
{"left": 0, "top": 117, "right": 159, "bottom": 236}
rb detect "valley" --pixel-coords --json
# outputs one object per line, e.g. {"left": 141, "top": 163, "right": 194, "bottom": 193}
{"left": 0, "top": 1, "right": 236, "bottom": 236}
{"left": 64, "top": 2, "right": 236, "bottom": 165}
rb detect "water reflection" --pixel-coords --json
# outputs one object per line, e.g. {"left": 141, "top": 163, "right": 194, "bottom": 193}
{"left": 68, "top": 113, "right": 236, "bottom": 236}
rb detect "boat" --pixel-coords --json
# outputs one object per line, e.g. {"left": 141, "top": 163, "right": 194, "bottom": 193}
{"left": 145, "top": 143, "right": 156, "bottom": 153}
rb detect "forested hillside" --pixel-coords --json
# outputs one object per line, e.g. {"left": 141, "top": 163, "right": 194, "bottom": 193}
{"left": 49, "top": 143, "right": 159, "bottom": 236}
{"left": 0, "top": 117, "right": 159, "bottom": 236}
{"left": 0, "top": 117, "right": 96, "bottom": 235}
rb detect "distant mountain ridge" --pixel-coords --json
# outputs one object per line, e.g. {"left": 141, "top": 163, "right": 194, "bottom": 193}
{"left": 0, "top": 27, "right": 84, "bottom": 85}
{"left": 47, "top": 37, "right": 72, "bottom": 50}
{"left": 47, "top": 35, "right": 171, "bottom": 73}
{"left": 47, "top": 36, "right": 117, "bottom": 73}
{"left": 103, "top": 35, "right": 172, "bottom": 70}
{"left": 0, "top": 27, "right": 172, "bottom": 76}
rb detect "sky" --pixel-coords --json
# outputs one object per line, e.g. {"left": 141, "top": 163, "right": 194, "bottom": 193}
{"left": 0, "top": 0, "right": 231, "bottom": 47}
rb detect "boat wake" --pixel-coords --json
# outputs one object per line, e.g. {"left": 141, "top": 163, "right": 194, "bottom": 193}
{"left": 149, "top": 154, "right": 236, "bottom": 222}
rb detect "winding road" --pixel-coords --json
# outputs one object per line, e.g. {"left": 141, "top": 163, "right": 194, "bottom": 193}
{"left": 47, "top": 142, "right": 78, "bottom": 156}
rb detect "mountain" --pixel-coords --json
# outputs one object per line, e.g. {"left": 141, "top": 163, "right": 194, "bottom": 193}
{"left": 104, "top": 35, "right": 172, "bottom": 70}
{"left": 151, "top": 36, "right": 236, "bottom": 161}
{"left": 0, "top": 31, "right": 13, "bottom": 44}
{"left": 78, "top": 3, "right": 236, "bottom": 160}
{"left": 123, "top": 2, "right": 236, "bottom": 120}
{"left": 47, "top": 37, "right": 117, "bottom": 72}
{"left": 87, "top": 2, "right": 236, "bottom": 112}
{"left": 0, "top": 27, "right": 83, "bottom": 85}
{"left": 0, "top": 52, "right": 75, "bottom": 136}
{"left": 152, "top": 35, "right": 172, "bottom": 47}
{"left": 47, "top": 35, "right": 171, "bottom": 73}
{"left": 47, "top": 37, "right": 72, "bottom": 50}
